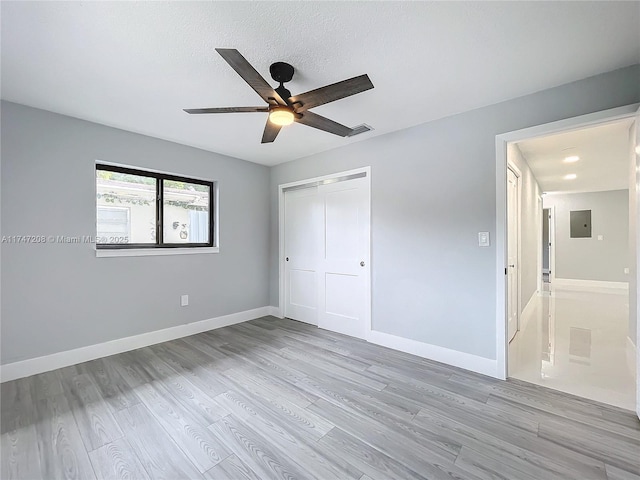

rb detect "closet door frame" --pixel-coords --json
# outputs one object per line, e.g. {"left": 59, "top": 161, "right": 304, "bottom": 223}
{"left": 278, "top": 167, "right": 372, "bottom": 338}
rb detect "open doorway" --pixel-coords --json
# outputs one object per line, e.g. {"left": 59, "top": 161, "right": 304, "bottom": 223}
{"left": 496, "top": 104, "right": 640, "bottom": 414}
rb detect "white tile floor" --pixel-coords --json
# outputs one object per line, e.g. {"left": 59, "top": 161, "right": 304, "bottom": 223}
{"left": 509, "top": 283, "right": 637, "bottom": 411}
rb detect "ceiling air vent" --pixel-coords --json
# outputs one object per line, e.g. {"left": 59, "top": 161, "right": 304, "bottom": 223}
{"left": 348, "top": 124, "right": 374, "bottom": 137}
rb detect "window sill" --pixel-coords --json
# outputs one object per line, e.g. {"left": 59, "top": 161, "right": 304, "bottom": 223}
{"left": 96, "top": 247, "right": 219, "bottom": 258}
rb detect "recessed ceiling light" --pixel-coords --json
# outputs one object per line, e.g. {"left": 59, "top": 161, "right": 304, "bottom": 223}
{"left": 564, "top": 174, "right": 577, "bottom": 180}
{"left": 564, "top": 155, "right": 580, "bottom": 163}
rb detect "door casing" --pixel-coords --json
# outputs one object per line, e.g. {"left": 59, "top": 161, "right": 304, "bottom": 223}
{"left": 506, "top": 164, "right": 521, "bottom": 342}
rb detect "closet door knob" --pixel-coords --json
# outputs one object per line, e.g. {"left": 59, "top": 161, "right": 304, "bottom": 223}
{"left": 360, "top": 261, "right": 365, "bottom": 267}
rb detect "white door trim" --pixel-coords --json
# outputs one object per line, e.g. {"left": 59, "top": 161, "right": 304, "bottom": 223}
{"left": 547, "top": 205, "right": 556, "bottom": 285}
{"left": 506, "top": 162, "right": 522, "bottom": 341}
{"left": 495, "top": 103, "right": 640, "bottom": 380}
{"left": 278, "top": 167, "right": 372, "bottom": 336}
{"left": 537, "top": 195, "right": 543, "bottom": 293}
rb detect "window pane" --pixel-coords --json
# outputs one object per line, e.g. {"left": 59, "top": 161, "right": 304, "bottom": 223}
{"left": 96, "top": 169, "right": 157, "bottom": 244}
{"left": 163, "top": 180, "right": 210, "bottom": 244}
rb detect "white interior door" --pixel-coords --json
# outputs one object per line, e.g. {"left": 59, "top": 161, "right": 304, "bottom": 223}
{"left": 317, "top": 177, "right": 370, "bottom": 339}
{"left": 507, "top": 167, "right": 520, "bottom": 342}
{"left": 284, "top": 187, "right": 320, "bottom": 325}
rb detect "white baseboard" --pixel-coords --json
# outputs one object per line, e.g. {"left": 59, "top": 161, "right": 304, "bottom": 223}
{"left": 0, "top": 306, "right": 271, "bottom": 383}
{"left": 553, "top": 278, "right": 629, "bottom": 290}
{"left": 366, "top": 330, "right": 499, "bottom": 378}
{"left": 267, "top": 306, "right": 284, "bottom": 318}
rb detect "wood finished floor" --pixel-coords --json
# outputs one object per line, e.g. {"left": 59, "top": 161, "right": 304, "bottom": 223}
{"left": 2, "top": 316, "right": 639, "bottom": 480}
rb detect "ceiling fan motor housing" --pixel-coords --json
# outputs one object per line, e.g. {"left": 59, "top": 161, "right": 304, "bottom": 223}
{"left": 270, "top": 62, "right": 294, "bottom": 101}
{"left": 269, "top": 62, "right": 294, "bottom": 83}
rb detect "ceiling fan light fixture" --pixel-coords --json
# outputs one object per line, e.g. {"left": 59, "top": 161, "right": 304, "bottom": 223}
{"left": 269, "top": 107, "right": 294, "bottom": 126}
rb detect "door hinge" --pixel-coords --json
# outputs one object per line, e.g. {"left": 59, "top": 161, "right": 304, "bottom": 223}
{"left": 505, "top": 267, "right": 508, "bottom": 275}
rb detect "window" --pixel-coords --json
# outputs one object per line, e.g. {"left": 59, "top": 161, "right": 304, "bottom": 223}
{"left": 96, "top": 164, "right": 214, "bottom": 249}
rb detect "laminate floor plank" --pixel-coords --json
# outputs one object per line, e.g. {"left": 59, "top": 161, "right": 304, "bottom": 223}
{"left": 3, "top": 316, "right": 638, "bottom": 480}
{"left": 180, "top": 334, "right": 243, "bottom": 371}
{"left": 229, "top": 363, "right": 319, "bottom": 409}
{"left": 318, "top": 427, "right": 428, "bottom": 480}
{"left": 31, "top": 370, "right": 64, "bottom": 400}
{"left": 414, "top": 405, "right": 608, "bottom": 480}
{"left": 34, "top": 394, "right": 97, "bottom": 480}
{"left": 454, "top": 445, "right": 540, "bottom": 480}
{"left": 134, "top": 381, "right": 231, "bottom": 472}
{"left": 240, "top": 323, "right": 373, "bottom": 372}
{"left": 487, "top": 393, "right": 640, "bottom": 441}
{"left": 307, "top": 398, "right": 468, "bottom": 480}
{"left": 76, "top": 358, "right": 142, "bottom": 412}
{"left": 489, "top": 379, "right": 606, "bottom": 420}
{"left": 114, "top": 403, "right": 204, "bottom": 479}
{"left": 208, "top": 414, "right": 313, "bottom": 480}
{"left": 1, "top": 378, "right": 43, "bottom": 480}
{"left": 606, "top": 464, "right": 640, "bottom": 480}
{"left": 1, "top": 423, "right": 42, "bottom": 480}
{"left": 104, "top": 351, "right": 159, "bottom": 389}
{"left": 221, "top": 369, "right": 335, "bottom": 440}
{"left": 369, "top": 363, "right": 490, "bottom": 403}
{"left": 148, "top": 341, "right": 230, "bottom": 398}
{"left": 538, "top": 417, "right": 640, "bottom": 474}
{"left": 203, "top": 453, "right": 262, "bottom": 480}
{"left": 279, "top": 346, "right": 388, "bottom": 391}
{"left": 384, "top": 381, "right": 538, "bottom": 435}
{"left": 1, "top": 378, "right": 36, "bottom": 434}
{"left": 218, "top": 342, "right": 310, "bottom": 386}
{"left": 61, "top": 373, "right": 124, "bottom": 451}
{"left": 88, "top": 437, "right": 150, "bottom": 480}
{"left": 215, "top": 390, "right": 361, "bottom": 479}
{"left": 131, "top": 347, "right": 231, "bottom": 425}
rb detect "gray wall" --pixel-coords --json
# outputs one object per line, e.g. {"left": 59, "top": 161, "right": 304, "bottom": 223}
{"left": 269, "top": 65, "right": 640, "bottom": 360}
{"left": 508, "top": 144, "right": 542, "bottom": 311}
{"left": 1, "top": 101, "right": 271, "bottom": 364}
{"left": 543, "top": 190, "right": 629, "bottom": 283}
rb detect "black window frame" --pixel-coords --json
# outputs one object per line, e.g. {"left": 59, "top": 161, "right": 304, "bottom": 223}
{"left": 96, "top": 164, "right": 215, "bottom": 249}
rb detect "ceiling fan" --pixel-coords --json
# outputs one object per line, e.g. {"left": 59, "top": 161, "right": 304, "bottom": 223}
{"left": 184, "top": 49, "right": 374, "bottom": 143}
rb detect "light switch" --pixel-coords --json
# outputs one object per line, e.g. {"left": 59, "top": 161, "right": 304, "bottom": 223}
{"left": 597, "top": 235, "right": 603, "bottom": 241}
{"left": 181, "top": 294, "right": 189, "bottom": 307}
{"left": 478, "top": 232, "right": 490, "bottom": 247}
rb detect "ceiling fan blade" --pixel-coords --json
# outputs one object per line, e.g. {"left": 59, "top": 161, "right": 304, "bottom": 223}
{"left": 295, "top": 111, "right": 353, "bottom": 137}
{"left": 184, "top": 107, "right": 269, "bottom": 114}
{"left": 262, "top": 119, "right": 282, "bottom": 143}
{"left": 216, "top": 48, "right": 286, "bottom": 106}
{"left": 288, "top": 74, "right": 374, "bottom": 112}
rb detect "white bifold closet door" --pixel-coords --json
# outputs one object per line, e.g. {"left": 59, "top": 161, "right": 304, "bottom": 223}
{"left": 284, "top": 175, "right": 370, "bottom": 339}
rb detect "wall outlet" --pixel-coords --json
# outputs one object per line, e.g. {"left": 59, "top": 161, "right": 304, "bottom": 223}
{"left": 624, "top": 268, "right": 630, "bottom": 274}
{"left": 181, "top": 294, "right": 189, "bottom": 307}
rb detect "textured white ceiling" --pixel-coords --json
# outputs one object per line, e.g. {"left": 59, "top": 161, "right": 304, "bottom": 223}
{"left": 2, "top": 2, "right": 639, "bottom": 166}
{"left": 517, "top": 120, "right": 633, "bottom": 194}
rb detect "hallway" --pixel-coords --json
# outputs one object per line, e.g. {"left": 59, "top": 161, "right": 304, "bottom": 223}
{"left": 509, "top": 284, "right": 636, "bottom": 411}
